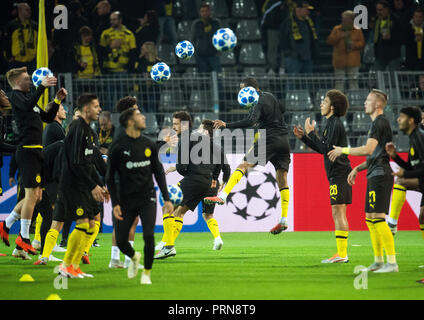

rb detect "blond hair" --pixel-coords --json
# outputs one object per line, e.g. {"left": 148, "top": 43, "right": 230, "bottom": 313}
{"left": 371, "top": 89, "right": 388, "bottom": 107}
{"left": 6, "top": 67, "right": 27, "bottom": 88}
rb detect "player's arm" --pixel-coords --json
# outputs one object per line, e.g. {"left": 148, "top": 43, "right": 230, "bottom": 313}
{"left": 385, "top": 142, "right": 411, "bottom": 170}
{"left": 215, "top": 104, "right": 261, "bottom": 129}
{"left": 175, "top": 138, "right": 188, "bottom": 176}
{"left": 347, "top": 161, "right": 368, "bottom": 186}
{"left": 39, "top": 88, "right": 67, "bottom": 123}
{"left": 105, "top": 142, "right": 120, "bottom": 207}
{"left": 150, "top": 142, "right": 170, "bottom": 202}
{"left": 93, "top": 146, "right": 107, "bottom": 177}
{"left": 328, "top": 138, "right": 378, "bottom": 162}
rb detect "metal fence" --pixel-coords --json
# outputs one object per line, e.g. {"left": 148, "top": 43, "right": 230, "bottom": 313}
{"left": 1, "top": 71, "right": 423, "bottom": 152}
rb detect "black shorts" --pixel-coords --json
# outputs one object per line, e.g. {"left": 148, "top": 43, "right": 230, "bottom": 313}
{"left": 35, "top": 190, "right": 53, "bottom": 220}
{"left": 365, "top": 175, "right": 394, "bottom": 214}
{"left": 15, "top": 146, "right": 44, "bottom": 188}
{"left": 45, "top": 182, "right": 59, "bottom": 207}
{"left": 329, "top": 176, "right": 352, "bottom": 205}
{"left": 244, "top": 134, "right": 291, "bottom": 171}
{"left": 202, "top": 183, "right": 219, "bottom": 214}
{"left": 52, "top": 197, "right": 66, "bottom": 223}
{"left": 60, "top": 187, "right": 98, "bottom": 221}
{"left": 178, "top": 176, "right": 211, "bottom": 211}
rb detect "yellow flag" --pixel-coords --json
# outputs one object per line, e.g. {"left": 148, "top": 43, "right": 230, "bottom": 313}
{"left": 37, "top": 0, "right": 48, "bottom": 110}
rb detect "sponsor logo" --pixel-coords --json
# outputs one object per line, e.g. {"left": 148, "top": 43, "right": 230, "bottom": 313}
{"left": 84, "top": 148, "right": 94, "bottom": 156}
{"left": 126, "top": 160, "right": 151, "bottom": 169}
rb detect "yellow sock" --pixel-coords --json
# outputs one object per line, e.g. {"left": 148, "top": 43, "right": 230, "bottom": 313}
{"left": 41, "top": 229, "right": 59, "bottom": 259}
{"left": 63, "top": 223, "right": 88, "bottom": 267}
{"left": 207, "top": 218, "right": 220, "bottom": 238}
{"left": 373, "top": 218, "right": 396, "bottom": 263}
{"left": 335, "top": 230, "right": 349, "bottom": 258}
{"left": 34, "top": 213, "right": 42, "bottom": 242}
{"left": 420, "top": 224, "right": 424, "bottom": 239}
{"left": 85, "top": 221, "right": 100, "bottom": 254}
{"left": 73, "top": 225, "right": 94, "bottom": 266}
{"left": 280, "top": 188, "right": 290, "bottom": 218}
{"left": 366, "top": 218, "right": 384, "bottom": 259}
{"left": 223, "top": 168, "right": 245, "bottom": 196}
{"left": 162, "top": 214, "right": 174, "bottom": 245}
{"left": 389, "top": 184, "right": 406, "bottom": 223}
{"left": 172, "top": 217, "right": 184, "bottom": 245}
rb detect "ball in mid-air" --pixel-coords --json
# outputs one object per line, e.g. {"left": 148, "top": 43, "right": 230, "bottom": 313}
{"left": 32, "top": 67, "right": 53, "bottom": 87}
{"left": 175, "top": 40, "right": 195, "bottom": 60}
{"left": 238, "top": 86, "right": 259, "bottom": 108}
{"left": 212, "top": 28, "right": 237, "bottom": 52}
{"left": 159, "top": 184, "right": 183, "bottom": 206}
{"left": 150, "top": 62, "right": 171, "bottom": 84}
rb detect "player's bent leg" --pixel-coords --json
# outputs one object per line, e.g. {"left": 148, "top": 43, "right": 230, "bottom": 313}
{"left": 324, "top": 204, "right": 349, "bottom": 263}
{"left": 124, "top": 216, "right": 139, "bottom": 268}
{"left": 82, "top": 214, "right": 101, "bottom": 264}
{"left": 270, "top": 169, "right": 289, "bottom": 234}
{"left": 109, "top": 228, "right": 124, "bottom": 268}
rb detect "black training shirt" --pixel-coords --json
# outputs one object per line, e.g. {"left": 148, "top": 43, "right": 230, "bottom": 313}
{"left": 393, "top": 127, "right": 424, "bottom": 180}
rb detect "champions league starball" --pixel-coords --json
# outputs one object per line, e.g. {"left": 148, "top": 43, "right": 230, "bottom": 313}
{"left": 150, "top": 62, "right": 171, "bottom": 84}
{"left": 159, "top": 184, "right": 183, "bottom": 206}
{"left": 212, "top": 28, "right": 237, "bottom": 52}
{"left": 31, "top": 67, "right": 53, "bottom": 87}
{"left": 238, "top": 86, "right": 259, "bottom": 108}
{"left": 175, "top": 40, "right": 195, "bottom": 60}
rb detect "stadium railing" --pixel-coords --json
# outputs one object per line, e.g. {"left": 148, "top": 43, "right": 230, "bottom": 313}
{"left": 1, "top": 71, "right": 422, "bottom": 152}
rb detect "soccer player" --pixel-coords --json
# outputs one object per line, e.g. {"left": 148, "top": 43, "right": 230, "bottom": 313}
{"left": 204, "top": 77, "right": 291, "bottom": 234}
{"left": 385, "top": 107, "right": 424, "bottom": 239}
{"left": 107, "top": 107, "right": 172, "bottom": 284}
{"left": 154, "top": 111, "right": 221, "bottom": 259}
{"left": 0, "top": 67, "right": 62, "bottom": 256}
{"left": 57, "top": 93, "right": 108, "bottom": 278}
{"left": 328, "top": 89, "right": 398, "bottom": 273}
{"left": 293, "top": 89, "right": 352, "bottom": 263}
{"left": 158, "top": 119, "right": 230, "bottom": 251}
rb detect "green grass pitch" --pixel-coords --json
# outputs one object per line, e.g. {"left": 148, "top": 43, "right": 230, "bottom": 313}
{"left": 0, "top": 231, "right": 423, "bottom": 300}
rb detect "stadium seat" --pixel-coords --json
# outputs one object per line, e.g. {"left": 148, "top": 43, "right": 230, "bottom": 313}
{"left": 158, "top": 43, "right": 177, "bottom": 66}
{"left": 350, "top": 111, "right": 371, "bottom": 133}
{"left": 220, "top": 50, "right": 236, "bottom": 66}
{"left": 347, "top": 89, "right": 368, "bottom": 110}
{"left": 285, "top": 90, "right": 315, "bottom": 111}
{"left": 231, "top": 0, "right": 258, "bottom": 18}
{"left": 395, "top": 133, "right": 409, "bottom": 152}
{"left": 177, "top": 20, "right": 193, "bottom": 41}
{"left": 159, "top": 89, "right": 186, "bottom": 112}
{"left": 239, "top": 43, "right": 266, "bottom": 65}
{"left": 162, "top": 114, "right": 173, "bottom": 128}
{"left": 144, "top": 113, "right": 160, "bottom": 135}
{"left": 189, "top": 90, "right": 211, "bottom": 111}
{"left": 208, "top": 0, "right": 229, "bottom": 18}
{"left": 242, "top": 67, "right": 266, "bottom": 76}
{"left": 291, "top": 112, "right": 315, "bottom": 128}
{"left": 235, "top": 20, "right": 261, "bottom": 41}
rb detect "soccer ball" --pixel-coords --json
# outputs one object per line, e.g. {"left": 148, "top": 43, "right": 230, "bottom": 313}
{"left": 175, "top": 40, "right": 195, "bottom": 60}
{"left": 238, "top": 86, "right": 259, "bottom": 108}
{"left": 31, "top": 67, "right": 53, "bottom": 87}
{"left": 159, "top": 184, "right": 183, "bottom": 207}
{"left": 212, "top": 28, "right": 237, "bottom": 52}
{"left": 150, "top": 62, "right": 171, "bottom": 84}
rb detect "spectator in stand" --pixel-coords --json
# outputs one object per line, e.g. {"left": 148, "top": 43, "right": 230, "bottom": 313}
{"left": 392, "top": 0, "right": 415, "bottom": 27}
{"left": 155, "top": 0, "right": 178, "bottom": 46}
{"left": 261, "top": 0, "right": 290, "bottom": 75}
{"left": 97, "top": 111, "right": 115, "bottom": 155}
{"left": 134, "top": 41, "right": 161, "bottom": 113}
{"left": 280, "top": 0, "right": 319, "bottom": 74}
{"left": 99, "top": 11, "right": 137, "bottom": 74}
{"left": 373, "top": 0, "right": 403, "bottom": 71}
{"left": 5, "top": 2, "right": 37, "bottom": 72}
{"left": 91, "top": 0, "right": 113, "bottom": 43}
{"left": 191, "top": 2, "right": 221, "bottom": 73}
{"left": 135, "top": 10, "right": 160, "bottom": 48}
{"left": 404, "top": 7, "right": 424, "bottom": 70}
{"left": 409, "top": 74, "right": 424, "bottom": 99}
{"left": 327, "top": 10, "right": 366, "bottom": 91}
{"left": 69, "top": 26, "right": 102, "bottom": 78}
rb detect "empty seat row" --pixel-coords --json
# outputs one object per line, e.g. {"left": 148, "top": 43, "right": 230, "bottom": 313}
{"left": 178, "top": 0, "right": 258, "bottom": 19}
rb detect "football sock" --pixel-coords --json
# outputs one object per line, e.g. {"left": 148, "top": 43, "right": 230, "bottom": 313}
{"left": 388, "top": 184, "right": 406, "bottom": 225}
{"left": 111, "top": 246, "right": 120, "bottom": 260}
{"left": 221, "top": 168, "right": 245, "bottom": 200}
{"left": 171, "top": 217, "right": 184, "bottom": 245}
{"left": 335, "top": 230, "right": 349, "bottom": 258}
{"left": 420, "top": 224, "right": 424, "bottom": 239}
{"left": 125, "top": 241, "right": 134, "bottom": 263}
{"left": 206, "top": 218, "right": 220, "bottom": 238}
{"left": 34, "top": 213, "right": 42, "bottom": 242}
{"left": 280, "top": 187, "right": 290, "bottom": 219}
{"left": 373, "top": 218, "right": 396, "bottom": 264}
{"left": 161, "top": 213, "right": 175, "bottom": 245}
{"left": 85, "top": 220, "right": 100, "bottom": 253}
{"left": 366, "top": 218, "right": 384, "bottom": 261}
{"left": 5, "top": 210, "right": 20, "bottom": 229}
{"left": 73, "top": 225, "right": 94, "bottom": 267}
{"left": 20, "top": 219, "right": 31, "bottom": 239}
{"left": 64, "top": 222, "right": 88, "bottom": 267}
{"left": 41, "top": 229, "right": 59, "bottom": 259}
